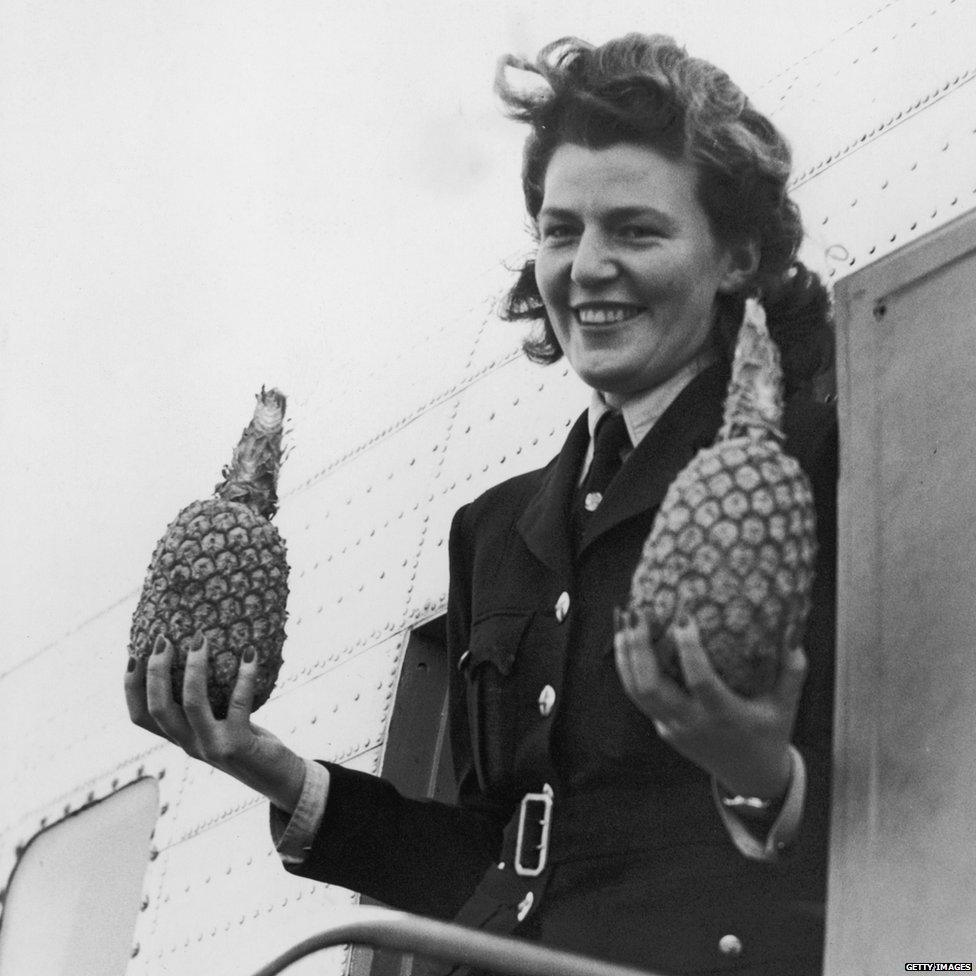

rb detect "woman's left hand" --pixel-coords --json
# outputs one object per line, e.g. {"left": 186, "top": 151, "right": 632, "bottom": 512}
{"left": 613, "top": 609, "right": 807, "bottom": 801}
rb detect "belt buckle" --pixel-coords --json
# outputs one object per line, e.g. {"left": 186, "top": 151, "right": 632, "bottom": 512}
{"left": 514, "top": 783, "right": 554, "bottom": 877}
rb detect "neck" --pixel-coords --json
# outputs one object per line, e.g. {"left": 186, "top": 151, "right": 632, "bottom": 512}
{"left": 601, "top": 351, "right": 715, "bottom": 411}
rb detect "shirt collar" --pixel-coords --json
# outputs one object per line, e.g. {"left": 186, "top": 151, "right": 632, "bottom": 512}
{"left": 586, "top": 351, "right": 717, "bottom": 449}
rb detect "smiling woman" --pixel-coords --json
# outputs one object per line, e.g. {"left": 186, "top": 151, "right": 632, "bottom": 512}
{"left": 125, "top": 30, "right": 838, "bottom": 976}
{"left": 500, "top": 34, "right": 832, "bottom": 393}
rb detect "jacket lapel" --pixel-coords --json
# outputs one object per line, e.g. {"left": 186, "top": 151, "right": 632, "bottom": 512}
{"left": 579, "top": 362, "right": 729, "bottom": 554}
{"left": 515, "top": 411, "right": 590, "bottom": 579}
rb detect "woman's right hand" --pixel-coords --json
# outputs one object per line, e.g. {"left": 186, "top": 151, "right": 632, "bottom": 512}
{"left": 124, "top": 633, "right": 307, "bottom": 814}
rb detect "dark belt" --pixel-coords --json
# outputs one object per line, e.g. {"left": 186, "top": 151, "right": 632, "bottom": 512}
{"left": 507, "top": 781, "right": 726, "bottom": 875}
{"left": 448, "top": 781, "right": 725, "bottom": 968}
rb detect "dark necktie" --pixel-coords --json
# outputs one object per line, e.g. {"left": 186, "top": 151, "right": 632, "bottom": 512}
{"left": 572, "top": 411, "right": 630, "bottom": 546}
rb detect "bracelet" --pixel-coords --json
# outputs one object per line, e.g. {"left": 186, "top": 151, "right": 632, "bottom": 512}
{"left": 719, "top": 792, "right": 775, "bottom": 812}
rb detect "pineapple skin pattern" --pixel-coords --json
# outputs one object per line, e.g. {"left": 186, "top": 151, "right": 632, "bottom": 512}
{"left": 128, "top": 498, "right": 289, "bottom": 718}
{"left": 630, "top": 435, "right": 817, "bottom": 698}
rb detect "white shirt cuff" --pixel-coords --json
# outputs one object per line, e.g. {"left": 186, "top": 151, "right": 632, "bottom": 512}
{"left": 271, "top": 758, "right": 330, "bottom": 866}
{"left": 712, "top": 745, "right": 806, "bottom": 862}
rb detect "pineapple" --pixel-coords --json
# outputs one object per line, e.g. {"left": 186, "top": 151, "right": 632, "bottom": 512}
{"left": 630, "top": 299, "right": 817, "bottom": 697}
{"left": 128, "top": 388, "right": 289, "bottom": 718}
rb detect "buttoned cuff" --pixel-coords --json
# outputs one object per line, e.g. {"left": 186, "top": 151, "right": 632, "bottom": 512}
{"left": 712, "top": 745, "right": 806, "bottom": 862}
{"left": 270, "top": 758, "right": 330, "bottom": 866}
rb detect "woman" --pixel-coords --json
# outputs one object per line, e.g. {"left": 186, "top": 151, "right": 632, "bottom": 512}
{"left": 127, "top": 33, "right": 837, "bottom": 976}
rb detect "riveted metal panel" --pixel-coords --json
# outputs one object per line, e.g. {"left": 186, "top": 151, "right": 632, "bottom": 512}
{"left": 278, "top": 297, "right": 491, "bottom": 493}
{"left": 132, "top": 802, "right": 353, "bottom": 976}
{"left": 759, "top": 0, "right": 976, "bottom": 286}
{"left": 765, "top": 0, "right": 975, "bottom": 171}
{"left": 0, "top": 594, "right": 157, "bottom": 824}
{"left": 281, "top": 396, "right": 463, "bottom": 640}
{"left": 276, "top": 405, "right": 455, "bottom": 669}
{"left": 444, "top": 260, "right": 528, "bottom": 382}
{"left": 794, "top": 78, "right": 976, "bottom": 282}
{"left": 262, "top": 639, "right": 404, "bottom": 766}
{"left": 460, "top": 320, "right": 523, "bottom": 382}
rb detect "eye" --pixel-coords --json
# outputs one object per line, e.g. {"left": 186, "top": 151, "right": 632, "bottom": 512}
{"left": 618, "top": 224, "right": 662, "bottom": 241}
{"left": 540, "top": 222, "right": 577, "bottom": 243}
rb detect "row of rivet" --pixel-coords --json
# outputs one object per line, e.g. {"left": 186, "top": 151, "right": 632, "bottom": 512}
{"left": 791, "top": 66, "right": 975, "bottom": 188}
{"left": 776, "top": 1, "right": 957, "bottom": 103}
{"left": 286, "top": 339, "right": 521, "bottom": 496}
{"left": 146, "top": 883, "right": 347, "bottom": 960}
{"left": 404, "top": 400, "right": 459, "bottom": 620}
{"left": 757, "top": 0, "right": 901, "bottom": 94}
{"left": 161, "top": 738, "right": 386, "bottom": 851}
{"left": 4, "top": 757, "right": 167, "bottom": 868}
{"left": 272, "top": 618, "right": 414, "bottom": 690}
{"left": 822, "top": 184, "right": 976, "bottom": 277}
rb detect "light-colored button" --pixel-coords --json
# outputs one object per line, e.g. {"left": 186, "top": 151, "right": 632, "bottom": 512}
{"left": 538, "top": 685, "right": 556, "bottom": 716}
{"left": 584, "top": 491, "right": 602, "bottom": 512}
{"left": 718, "top": 934, "right": 743, "bottom": 957}
{"left": 516, "top": 891, "right": 534, "bottom": 922}
{"left": 554, "top": 591, "right": 570, "bottom": 623}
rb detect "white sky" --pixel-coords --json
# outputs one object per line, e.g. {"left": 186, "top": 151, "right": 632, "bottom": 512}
{"left": 0, "top": 1, "right": 882, "bottom": 674}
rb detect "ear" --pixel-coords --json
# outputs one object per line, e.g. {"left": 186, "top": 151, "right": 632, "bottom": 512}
{"left": 717, "top": 238, "right": 760, "bottom": 294}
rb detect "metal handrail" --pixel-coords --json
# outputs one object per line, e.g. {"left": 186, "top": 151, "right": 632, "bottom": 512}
{"left": 248, "top": 905, "right": 665, "bottom": 976}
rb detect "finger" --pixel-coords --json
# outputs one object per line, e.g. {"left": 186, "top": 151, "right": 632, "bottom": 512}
{"left": 617, "top": 610, "right": 688, "bottom": 719}
{"left": 614, "top": 608, "right": 657, "bottom": 696}
{"left": 124, "top": 652, "right": 148, "bottom": 720}
{"left": 613, "top": 607, "right": 641, "bottom": 695}
{"left": 124, "top": 653, "right": 167, "bottom": 737}
{"left": 672, "top": 615, "right": 735, "bottom": 713}
{"left": 145, "top": 634, "right": 192, "bottom": 741}
{"left": 226, "top": 646, "right": 258, "bottom": 723}
{"left": 771, "top": 645, "right": 808, "bottom": 708}
{"left": 624, "top": 610, "right": 662, "bottom": 698}
{"left": 181, "top": 631, "right": 216, "bottom": 728}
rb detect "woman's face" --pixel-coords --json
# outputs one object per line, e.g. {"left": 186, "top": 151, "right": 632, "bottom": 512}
{"left": 534, "top": 142, "right": 752, "bottom": 404}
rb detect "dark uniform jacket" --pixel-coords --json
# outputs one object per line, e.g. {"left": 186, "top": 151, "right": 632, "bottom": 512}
{"left": 287, "top": 363, "right": 838, "bottom": 976}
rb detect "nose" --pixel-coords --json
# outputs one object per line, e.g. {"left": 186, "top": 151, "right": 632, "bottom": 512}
{"left": 570, "top": 228, "right": 616, "bottom": 286}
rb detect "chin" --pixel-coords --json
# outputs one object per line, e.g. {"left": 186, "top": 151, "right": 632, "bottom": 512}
{"left": 570, "top": 358, "right": 642, "bottom": 397}
{"left": 573, "top": 365, "right": 624, "bottom": 393}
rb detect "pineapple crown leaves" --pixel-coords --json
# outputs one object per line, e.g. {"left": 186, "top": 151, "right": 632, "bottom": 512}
{"left": 718, "top": 297, "right": 785, "bottom": 442}
{"left": 213, "top": 387, "right": 287, "bottom": 520}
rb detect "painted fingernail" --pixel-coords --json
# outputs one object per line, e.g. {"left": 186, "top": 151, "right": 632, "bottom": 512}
{"left": 127, "top": 656, "right": 137, "bottom": 672}
{"left": 190, "top": 631, "right": 205, "bottom": 652}
{"left": 153, "top": 635, "right": 167, "bottom": 655}
{"left": 242, "top": 647, "right": 255, "bottom": 664}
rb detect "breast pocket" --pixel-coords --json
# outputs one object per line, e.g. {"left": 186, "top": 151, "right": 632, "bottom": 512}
{"left": 460, "top": 613, "right": 532, "bottom": 794}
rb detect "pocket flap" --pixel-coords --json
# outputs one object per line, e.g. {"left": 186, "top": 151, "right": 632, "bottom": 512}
{"left": 464, "top": 613, "right": 532, "bottom": 675}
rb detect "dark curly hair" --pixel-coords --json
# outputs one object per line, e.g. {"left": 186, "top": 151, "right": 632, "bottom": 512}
{"left": 495, "top": 34, "right": 833, "bottom": 395}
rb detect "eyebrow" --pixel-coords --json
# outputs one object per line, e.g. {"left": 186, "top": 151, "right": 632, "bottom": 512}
{"left": 537, "top": 205, "right": 678, "bottom": 231}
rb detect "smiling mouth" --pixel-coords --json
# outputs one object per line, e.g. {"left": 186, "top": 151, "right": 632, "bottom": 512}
{"left": 573, "top": 303, "right": 646, "bottom": 325}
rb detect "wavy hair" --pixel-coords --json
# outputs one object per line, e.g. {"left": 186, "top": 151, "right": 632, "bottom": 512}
{"left": 495, "top": 34, "right": 832, "bottom": 394}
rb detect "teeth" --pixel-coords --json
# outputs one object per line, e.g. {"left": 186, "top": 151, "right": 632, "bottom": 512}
{"left": 575, "top": 306, "right": 641, "bottom": 324}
